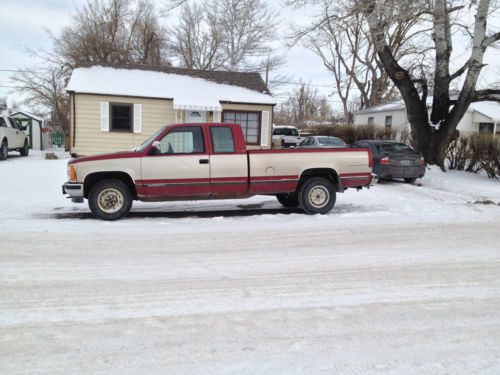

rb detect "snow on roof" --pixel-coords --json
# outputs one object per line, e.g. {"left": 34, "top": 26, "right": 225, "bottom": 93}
{"left": 9, "top": 109, "right": 44, "bottom": 122}
{"left": 355, "top": 97, "right": 434, "bottom": 115}
{"left": 469, "top": 101, "right": 500, "bottom": 121}
{"left": 67, "top": 66, "right": 276, "bottom": 111}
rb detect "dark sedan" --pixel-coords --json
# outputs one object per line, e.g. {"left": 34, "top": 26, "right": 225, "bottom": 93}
{"left": 352, "top": 140, "right": 425, "bottom": 183}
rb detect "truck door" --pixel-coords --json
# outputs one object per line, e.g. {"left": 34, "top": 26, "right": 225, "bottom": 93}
{"left": 208, "top": 125, "right": 249, "bottom": 195}
{"left": 141, "top": 125, "right": 211, "bottom": 197}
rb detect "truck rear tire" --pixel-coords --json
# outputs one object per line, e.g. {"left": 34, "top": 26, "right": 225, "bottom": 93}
{"left": 0, "top": 140, "right": 7, "bottom": 160}
{"left": 276, "top": 193, "right": 299, "bottom": 208}
{"left": 299, "top": 177, "right": 336, "bottom": 214}
{"left": 88, "top": 179, "right": 133, "bottom": 220}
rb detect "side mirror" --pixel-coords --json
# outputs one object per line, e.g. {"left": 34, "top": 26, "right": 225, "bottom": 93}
{"left": 148, "top": 140, "right": 160, "bottom": 155}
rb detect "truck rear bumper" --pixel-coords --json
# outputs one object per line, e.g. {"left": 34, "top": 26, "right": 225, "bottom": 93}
{"left": 62, "top": 182, "right": 84, "bottom": 203}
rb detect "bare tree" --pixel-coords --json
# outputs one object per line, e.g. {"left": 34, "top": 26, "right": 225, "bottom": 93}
{"left": 11, "top": 64, "right": 69, "bottom": 134}
{"left": 361, "top": 0, "right": 500, "bottom": 168}
{"left": 53, "top": 0, "right": 169, "bottom": 67}
{"left": 167, "top": 2, "right": 223, "bottom": 70}
{"left": 291, "top": 0, "right": 432, "bottom": 121}
{"left": 287, "top": 82, "right": 320, "bottom": 124}
{"left": 168, "top": 0, "right": 282, "bottom": 72}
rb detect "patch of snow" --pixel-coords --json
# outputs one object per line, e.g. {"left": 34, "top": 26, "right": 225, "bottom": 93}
{"left": 66, "top": 66, "right": 276, "bottom": 110}
{"left": 1, "top": 151, "right": 499, "bottom": 373}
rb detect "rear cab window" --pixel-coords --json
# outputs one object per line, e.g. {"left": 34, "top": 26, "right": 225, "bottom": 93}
{"left": 210, "top": 126, "right": 235, "bottom": 153}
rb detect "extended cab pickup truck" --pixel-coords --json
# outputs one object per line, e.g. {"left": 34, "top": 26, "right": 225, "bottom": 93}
{"left": 0, "top": 114, "right": 29, "bottom": 160}
{"left": 63, "top": 123, "right": 372, "bottom": 220}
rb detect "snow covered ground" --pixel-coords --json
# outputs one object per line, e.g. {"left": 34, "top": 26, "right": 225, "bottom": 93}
{"left": 1, "top": 151, "right": 499, "bottom": 374}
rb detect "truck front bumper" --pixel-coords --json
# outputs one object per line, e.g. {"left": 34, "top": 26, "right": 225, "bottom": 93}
{"left": 62, "top": 182, "right": 84, "bottom": 203}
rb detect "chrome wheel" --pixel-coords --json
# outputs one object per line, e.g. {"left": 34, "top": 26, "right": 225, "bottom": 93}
{"left": 97, "top": 188, "right": 124, "bottom": 214}
{"left": 308, "top": 185, "right": 330, "bottom": 208}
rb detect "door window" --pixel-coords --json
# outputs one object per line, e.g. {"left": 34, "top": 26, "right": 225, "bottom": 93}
{"left": 210, "top": 126, "right": 235, "bottom": 153}
{"left": 158, "top": 126, "right": 204, "bottom": 154}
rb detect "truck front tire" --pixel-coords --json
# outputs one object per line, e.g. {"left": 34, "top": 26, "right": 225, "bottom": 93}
{"left": 299, "top": 177, "right": 336, "bottom": 214}
{"left": 88, "top": 179, "right": 133, "bottom": 220}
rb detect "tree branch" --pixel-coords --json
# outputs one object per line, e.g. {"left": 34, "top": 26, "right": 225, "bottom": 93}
{"left": 473, "top": 89, "right": 500, "bottom": 102}
{"left": 450, "top": 59, "right": 470, "bottom": 81}
{"left": 483, "top": 31, "right": 500, "bottom": 49}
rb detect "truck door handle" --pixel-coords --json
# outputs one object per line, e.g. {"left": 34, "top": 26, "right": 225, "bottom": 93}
{"left": 199, "top": 159, "right": 209, "bottom": 164}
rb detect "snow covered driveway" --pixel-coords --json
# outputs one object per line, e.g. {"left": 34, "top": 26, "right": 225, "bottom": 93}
{"left": 1, "top": 152, "right": 500, "bottom": 374}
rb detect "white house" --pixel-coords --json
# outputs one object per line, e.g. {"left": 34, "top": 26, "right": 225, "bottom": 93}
{"left": 354, "top": 99, "right": 500, "bottom": 135}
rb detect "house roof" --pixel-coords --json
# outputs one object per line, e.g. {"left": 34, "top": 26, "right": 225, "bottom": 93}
{"left": 469, "top": 101, "right": 500, "bottom": 121}
{"left": 9, "top": 109, "right": 44, "bottom": 122}
{"left": 355, "top": 97, "right": 500, "bottom": 122}
{"left": 66, "top": 65, "right": 275, "bottom": 111}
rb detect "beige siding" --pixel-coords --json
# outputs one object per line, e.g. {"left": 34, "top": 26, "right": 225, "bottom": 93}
{"left": 221, "top": 103, "right": 274, "bottom": 150}
{"left": 72, "top": 94, "right": 175, "bottom": 156}
{"left": 72, "top": 94, "right": 274, "bottom": 155}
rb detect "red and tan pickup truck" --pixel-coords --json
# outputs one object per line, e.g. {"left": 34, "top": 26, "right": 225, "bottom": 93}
{"left": 63, "top": 123, "right": 373, "bottom": 220}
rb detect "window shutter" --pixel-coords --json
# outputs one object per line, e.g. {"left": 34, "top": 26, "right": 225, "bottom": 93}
{"left": 100, "top": 102, "right": 109, "bottom": 132}
{"left": 133, "top": 104, "right": 142, "bottom": 133}
{"left": 261, "top": 111, "right": 270, "bottom": 146}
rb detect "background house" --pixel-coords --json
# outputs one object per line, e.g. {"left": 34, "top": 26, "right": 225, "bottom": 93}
{"left": 66, "top": 64, "right": 276, "bottom": 156}
{"left": 354, "top": 100, "right": 500, "bottom": 135}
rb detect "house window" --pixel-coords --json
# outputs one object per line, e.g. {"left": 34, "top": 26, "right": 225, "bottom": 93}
{"left": 368, "top": 117, "right": 374, "bottom": 125}
{"left": 479, "top": 123, "right": 494, "bottom": 134}
{"left": 222, "top": 111, "right": 260, "bottom": 144}
{"left": 110, "top": 103, "right": 133, "bottom": 132}
{"left": 385, "top": 116, "right": 392, "bottom": 129}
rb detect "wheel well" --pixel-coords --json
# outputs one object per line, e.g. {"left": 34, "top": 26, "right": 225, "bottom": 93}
{"left": 84, "top": 172, "right": 137, "bottom": 199}
{"left": 299, "top": 168, "right": 342, "bottom": 192}
{"left": 2, "top": 137, "right": 7, "bottom": 145}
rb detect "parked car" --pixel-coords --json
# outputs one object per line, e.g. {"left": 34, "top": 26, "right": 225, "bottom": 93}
{"left": 272, "top": 125, "right": 301, "bottom": 148}
{"left": 0, "top": 114, "right": 29, "bottom": 160}
{"left": 298, "top": 136, "right": 347, "bottom": 148}
{"left": 352, "top": 140, "right": 425, "bottom": 183}
{"left": 63, "top": 122, "right": 373, "bottom": 220}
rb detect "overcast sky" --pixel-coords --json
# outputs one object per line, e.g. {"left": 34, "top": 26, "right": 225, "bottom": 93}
{"left": 1, "top": 0, "right": 499, "bottom": 113}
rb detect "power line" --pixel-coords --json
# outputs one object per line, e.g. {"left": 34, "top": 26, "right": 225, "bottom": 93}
{"left": 270, "top": 79, "right": 334, "bottom": 88}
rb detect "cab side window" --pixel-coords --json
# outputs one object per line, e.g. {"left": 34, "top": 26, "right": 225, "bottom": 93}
{"left": 158, "top": 126, "right": 204, "bottom": 154}
{"left": 0, "top": 118, "right": 6, "bottom": 128}
{"left": 210, "top": 126, "right": 235, "bottom": 153}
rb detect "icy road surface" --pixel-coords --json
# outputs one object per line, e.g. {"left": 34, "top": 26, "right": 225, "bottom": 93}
{"left": 1, "top": 152, "right": 500, "bottom": 374}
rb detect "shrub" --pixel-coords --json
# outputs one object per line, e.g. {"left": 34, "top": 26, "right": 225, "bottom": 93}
{"left": 446, "top": 133, "right": 500, "bottom": 178}
{"left": 308, "top": 124, "right": 402, "bottom": 144}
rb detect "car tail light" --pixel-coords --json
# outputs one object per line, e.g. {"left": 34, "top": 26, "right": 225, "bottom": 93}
{"left": 367, "top": 147, "right": 373, "bottom": 168}
{"left": 380, "top": 156, "right": 390, "bottom": 165}
{"left": 419, "top": 157, "right": 425, "bottom": 166}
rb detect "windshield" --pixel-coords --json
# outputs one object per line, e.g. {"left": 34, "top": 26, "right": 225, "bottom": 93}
{"left": 273, "top": 127, "right": 299, "bottom": 136}
{"left": 136, "top": 126, "right": 166, "bottom": 151}
{"left": 318, "top": 137, "right": 346, "bottom": 147}
{"left": 377, "top": 143, "right": 411, "bottom": 153}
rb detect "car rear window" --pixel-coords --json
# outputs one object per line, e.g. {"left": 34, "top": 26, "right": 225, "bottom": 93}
{"left": 377, "top": 143, "right": 411, "bottom": 153}
{"left": 318, "top": 137, "right": 346, "bottom": 146}
{"left": 273, "top": 128, "right": 299, "bottom": 136}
